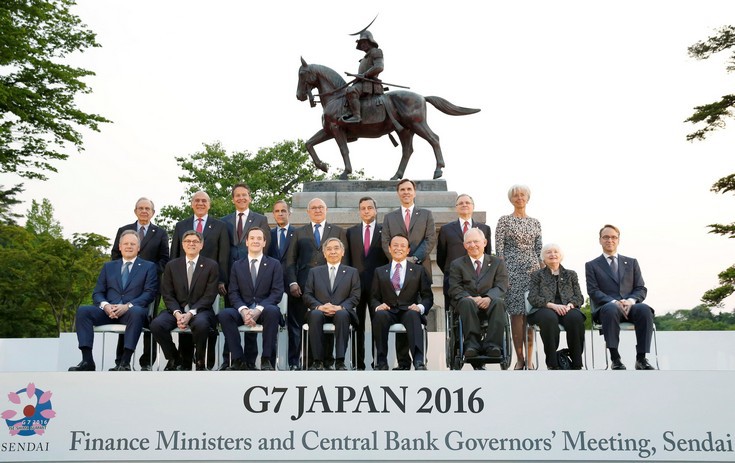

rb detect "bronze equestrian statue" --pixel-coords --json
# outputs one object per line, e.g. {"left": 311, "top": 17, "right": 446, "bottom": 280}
{"left": 296, "top": 32, "right": 480, "bottom": 180}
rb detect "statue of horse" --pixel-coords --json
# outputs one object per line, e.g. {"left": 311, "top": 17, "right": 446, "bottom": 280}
{"left": 296, "top": 58, "right": 480, "bottom": 180}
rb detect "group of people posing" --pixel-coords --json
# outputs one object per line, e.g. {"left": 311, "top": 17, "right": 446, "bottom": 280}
{"left": 68, "top": 180, "right": 656, "bottom": 372}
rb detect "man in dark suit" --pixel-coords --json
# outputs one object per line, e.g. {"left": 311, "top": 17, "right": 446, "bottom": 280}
{"left": 110, "top": 197, "right": 169, "bottom": 371}
{"left": 267, "top": 199, "right": 295, "bottom": 367}
{"left": 218, "top": 227, "right": 284, "bottom": 371}
{"left": 448, "top": 228, "right": 508, "bottom": 359}
{"left": 69, "top": 230, "right": 158, "bottom": 371}
{"left": 381, "top": 179, "right": 436, "bottom": 369}
{"left": 585, "top": 224, "right": 655, "bottom": 370}
{"left": 170, "top": 190, "right": 229, "bottom": 368}
{"left": 346, "top": 196, "right": 389, "bottom": 370}
{"left": 303, "top": 237, "right": 360, "bottom": 371}
{"left": 437, "top": 194, "right": 491, "bottom": 312}
{"left": 371, "top": 234, "right": 433, "bottom": 370}
{"left": 150, "top": 230, "right": 219, "bottom": 371}
{"left": 286, "top": 197, "right": 348, "bottom": 370}
{"left": 220, "top": 183, "right": 269, "bottom": 367}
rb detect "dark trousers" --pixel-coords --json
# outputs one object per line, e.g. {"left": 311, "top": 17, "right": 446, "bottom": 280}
{"left": 373, "top": 309, "right": 424, "bottom": 367}
{"left": 114, "top": 293, "right": 159, "bottom": 366}
{"left": 595, "top": 302, "right": 654, "bottom": 354}
{"left": 288, "top": 295, "right": 333, "bottom": 367}
{"left": 307, "top": 309, "right": 350, "bottom": 361}
{"left": 355, "top": 292, "right": 375, "bottom": 369}
{"left": 527, "top": 308, "right": 585, "bottom": 368}
{"left": 149, "top": 310, "right": 217, "bottom": 365}
{"left": 76, "top": 304, "right": 147, "bottom": 353}
{"left": 455, "top": 297, "right": 506, "bottom": 350}
{"left": 218, "top": 305, "right": 280, "bottom": 362}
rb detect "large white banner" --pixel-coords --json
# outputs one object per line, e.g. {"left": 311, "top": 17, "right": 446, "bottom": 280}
{"left": 0, "top": 371, "right": 733, "bottom": 462}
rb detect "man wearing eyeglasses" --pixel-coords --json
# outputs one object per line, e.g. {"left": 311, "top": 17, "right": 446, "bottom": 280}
{"left": 150, "top": 230, "right": 219, "bottom": 370}
{"left": 285, "top": 198, "right": 348, "bottom": 370}
{"left": 585, "top": 224, "right": 655, "bottom": 370}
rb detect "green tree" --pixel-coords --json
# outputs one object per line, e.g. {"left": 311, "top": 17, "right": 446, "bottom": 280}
{"left": 0, "top": 184, "right": 24, "bottom": 225}
{"left": 655, "top": 305, "right": 735, "bottom": 331}
{"left": 0, "top": 0, "right": 110, "bottom": 180}
{"left": 686, "top": 27, "right": 735, "bottom": 308}
{"left": 25, "top": 198, "right": 62, "bottom": 237}
{"left": 158, "top": 140, "right": 327, "bottom": 230}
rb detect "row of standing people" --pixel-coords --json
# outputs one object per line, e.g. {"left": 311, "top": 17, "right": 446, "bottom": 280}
{"left": 68, "top": 181, "right": 654, "bottom": 371}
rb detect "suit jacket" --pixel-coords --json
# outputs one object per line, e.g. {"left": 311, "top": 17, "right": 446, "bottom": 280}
{"left": 268, "top": 224, "right": 296, "bottom": 291}
{"left": 221, "top": 210, "right": 269, "bottom": 270}
{"left": 381, "top": 206, "right": 436, "bottom": 276}
{"left": 448, "top": 254, "right": 508, "bottom": 308}
{"left": 229, "top": 255, "right": 284, "bottom": 309}
{"left": 160, "top": 256, "right": 219, "bottom": 314}
{"left": 303, "top": 264, "right": 360, "bottom": 325}
{"left": 285, "top": 222, "right": 348, "bottom": 289}
{"left": 92, "top": 258, "right": 158, "bottom": 309}
{"left": 370, "top": 261, "right": 433, "bottom": 321}
{"left": 171, "top": 216, "right": 230, "bottom": 284}
{"left": 585, "top": 254, "right": 648, "bottom": 314}
{"left": 346, "top": 223, "right": 389, "bottom": 296}
{"left": 111, "top": 222, "right": 170, "bottom": 275}
{"left": 527, "top": 265, "right": 584, "bottom": 314}
{"left": 436, "top": 220, "right": 491, "bottom": 275}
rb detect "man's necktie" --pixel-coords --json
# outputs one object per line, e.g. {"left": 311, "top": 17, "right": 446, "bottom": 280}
{"left": 329, "top": 266, "right": 336, "bottom": 291}
{"left": 196, "top": 218, "right": 203, "bottom": 234}
{"left": 139, "top": 226, "right": 146, "bottom": 243}
{"left": 237, "top": 213, "right": 244, "bottom": 242}
{"left": 475, "top": 259, "right": 481, "bottom": 276}
{"left": 391, "top": 262, "right": 402, "bottom": 291}
{"left": 463, "top": 221, "right": 469, "bottom": 235}
{"left": 609, "top": 256, "right": 618, "bottom": 277}
{"left": 313, "top": 223, "right": 321, "bottom": 247}
{"left": 187, "top": 260, "right": 195, "bottom": 289}
{"left": 121, "top": 261, "right": 131, "bottom": 288}
{"left": 363, "top": 224, "right": 371, "bottom": 257}
{"left": 404, "top": 209, "right": 411, "bottom": 233}
{"left": 279, "top": 228, "right": 287, "bottom": 257}
{"left": 250, "top": 259, "right": 258, "bottom": 287}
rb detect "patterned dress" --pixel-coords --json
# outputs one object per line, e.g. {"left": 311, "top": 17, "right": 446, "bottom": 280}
{"left": 495, "top": 215, "right": 543, "bottom": 316}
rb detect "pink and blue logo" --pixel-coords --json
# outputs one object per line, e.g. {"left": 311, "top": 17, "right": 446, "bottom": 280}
{"left": 2, "top": 383, "right": 56, "bottom": 436}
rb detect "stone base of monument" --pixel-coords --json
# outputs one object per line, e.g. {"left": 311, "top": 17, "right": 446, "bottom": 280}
{"left": 276, "top": 180, "right": 489, "bottom": 334}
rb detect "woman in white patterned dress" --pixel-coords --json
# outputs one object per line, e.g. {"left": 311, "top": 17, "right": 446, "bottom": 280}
{"left": 495, "top": 185, "right": 542, "bottom": 370}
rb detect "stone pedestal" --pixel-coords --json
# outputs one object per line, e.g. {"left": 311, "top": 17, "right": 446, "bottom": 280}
{"left": 269, "top": 180, "right": 489, "bottom": 333}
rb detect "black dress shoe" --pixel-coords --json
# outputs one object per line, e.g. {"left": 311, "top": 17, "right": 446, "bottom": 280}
{"left": 464, "top": 347, "right": 479, "bottom": 359}
{"left": 260, "top": 359, "right": 274, "bottom": 371}
{"left": 309, "top": 360, "right": 324, "bottom": 371}
{"left": 323, "top": 361, "right": 334, "bottom": 371}
{"left": 635, "top": 359, "right": 655, "bottom": 370}
{"left": 195, "top": 362, "right": 207, "bottom": 371}
{"left": 68, "top": 360, "right": 95, "bottom": 372}
{"left": 245, "top": 362, "right": 257, "bottom": 371}
{"left": 414, "top": 363, "right": 427, "bottom": 371}
{"left": 110, "top": 362, "right": 131, "bottom": 371}
{"left": 485, "top": 345, "right": 502, "bottom": 357}
{"left": 289, "top": 364, "right": 300, "bottom": 371}
{"left": 164, "top": 359, "right": 180, "bottom": 371}
{"left": 218, "top": 363, "right": 231, "bottom": 371}
{"left": 140, "top": 365, "right": 152, "bottom": 371}
{"left": 393, "top": 365, "right": 410, "bottom": 371}
{"left": 335, "top": 360, "right": 347, "bottom": 371}
{"left": 229, "top": 359, "right": 248, "bottom": 371}
{"left": 611, "top": 358, "right": 627, "bottom": 370}
{"left": 375, "top": 363, "right": 389, "bottom": 371}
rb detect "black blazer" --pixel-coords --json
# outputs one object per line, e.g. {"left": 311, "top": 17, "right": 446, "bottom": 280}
{"left": 160, "top": 256, "right": 219, "bottom": 314}
{"left": 303, "top": 264, "right": 360, "bottom": 325}
{"left": 346, "top": 223, "right": 389, "bottom": 297}
{"left": 527, "top": 265, "right": 584, "bottom": 314}
{"left": 381, "top": 206, "right": 436, "bottom": 277}
{"left": 221, "top": 210, "right": 269, "bottom": 271}
{"left": 448, "top": 254, "right": 508, "bottom": 307}
{"left": 268, "top": 224, "right": 296, "bottom": 291}
{"left": 285, "top": 222, "right": 347, "bottom": 289}
{"left": 436, "top": 220, "right": 491, "bottom": 275}
{"left": 228, "top": 255, "right": 284, "bottom": 309}
{"left": 370, "top": 261, "right": 433, "bottom": 322}
{"left": 111, "top": 222, "right": 170, "bottom": 275}
{"left": 171, "top": 216, "right": 230, "bottom": 285}
{"left": 585, "top": 254, "right": 648, "bottom": 315}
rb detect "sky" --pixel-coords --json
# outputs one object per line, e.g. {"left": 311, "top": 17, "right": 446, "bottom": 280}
{"left": 3, "top": 0, "right": 735, "bottom": 314}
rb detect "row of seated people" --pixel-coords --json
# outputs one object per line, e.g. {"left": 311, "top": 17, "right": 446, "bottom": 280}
{"left": 67, "top": 180, "right": 654, "bottom": 371}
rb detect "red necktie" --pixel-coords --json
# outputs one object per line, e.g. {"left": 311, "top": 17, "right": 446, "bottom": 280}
{"left": 404, "top": 209, "right": 411, "bottom": 233}
{"left": 475, "top": 259, "right": 481, "bottom": 276}
{"left": 196, "top": 218, "right": 203, "bottom": 233}
{"left": 363, "top": 224, "right": 371, "bottom": 257}
{"left": 391, "top": 262, "right": 402, "bottom": 291}
{"left": 463, "top": 221, "right": 469, "bottom": 234}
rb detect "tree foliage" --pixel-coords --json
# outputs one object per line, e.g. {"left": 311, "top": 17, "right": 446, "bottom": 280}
{"left": 25, "top": 197, "right": 62, "bottom": 237}
{"left": 656, "top": 305, "right": 735, "bottom": 331}
{"left": 0, "top": 184, "right": 24, "bottom": 225}
{"left": 687, "top": 27, "right": 735, "bottom": 309}
{"left": 0, "top": 0, "right": 110, "bottom": 180}
{"left": 158, "top": 139, "right": 327, "bottom": 230}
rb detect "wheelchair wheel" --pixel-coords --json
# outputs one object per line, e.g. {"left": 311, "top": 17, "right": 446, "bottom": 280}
{"left": 500, "top": 312, "right": 512, "bottom": 370}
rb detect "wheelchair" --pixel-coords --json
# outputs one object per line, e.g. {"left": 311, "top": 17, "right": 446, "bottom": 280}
{"left": 445, "top": 306, "right": 512, "bottom": 370}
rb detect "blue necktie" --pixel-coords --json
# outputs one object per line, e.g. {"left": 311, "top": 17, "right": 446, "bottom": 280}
{"left": 121, "top": 261, "right": 131, "bottom": 288}
{"left": 279, "top": 228, "right": 287, "bottom": 257}
{"left": 313, "top": 224, "right": 321, "bottom": 248}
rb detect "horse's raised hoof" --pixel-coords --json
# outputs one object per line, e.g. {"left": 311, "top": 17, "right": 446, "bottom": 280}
{"left": 433, "top": 168, "right": 443, "bottom": 179}
{"left": 314, "top": 161, "right": 329, "bottom": 173}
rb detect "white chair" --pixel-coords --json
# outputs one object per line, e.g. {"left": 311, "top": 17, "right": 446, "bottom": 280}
{"left": 93, "top": 301, "right": 155, "bottom": 370}
{"left": 590, "top": 300, "right": 659, "bottom": 369}
{"left": 236, "top": 293, "right": 288, "bottom": 370}
{"left": 373, "top": 323, "right": 428, "bottom": 370}
{"left": 166, "top": 295, "right": 220, "bottom": 370}
{"left": 302, "top": 316, "right": 357, "bottom": 370}
{"left": 524, "top": 291, "right": 587, "bottom": 370}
